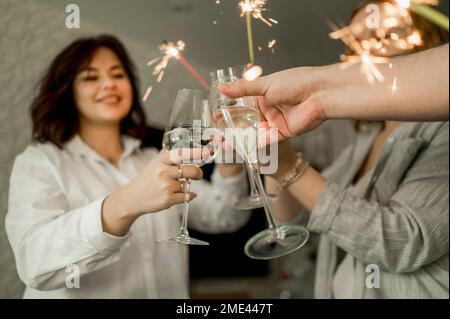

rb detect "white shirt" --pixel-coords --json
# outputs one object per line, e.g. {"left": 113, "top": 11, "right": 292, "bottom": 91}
{"left": 6, "top": 135, "right": 249, "bottom": 299}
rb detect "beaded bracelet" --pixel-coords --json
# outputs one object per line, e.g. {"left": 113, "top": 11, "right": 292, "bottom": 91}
{"left": 278, "top": 153, "right": 310, "bottom": 189}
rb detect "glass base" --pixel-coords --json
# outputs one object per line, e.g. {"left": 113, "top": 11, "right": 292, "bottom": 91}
{"left": 233, "top": 194, "right": 278, "bottom": 210}
{"left": 244, "top": 225, "right": 309, "bottom": 260}
{"left": 158, "top": 234, "right": 209, "bottom": 246}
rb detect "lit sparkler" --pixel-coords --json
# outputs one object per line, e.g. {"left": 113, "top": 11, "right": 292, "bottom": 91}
{"left": 239, "top": 0, "right": 277, "bottom": 65}
{"left": 330, "top": 26, "right": 389, "bottom": 83}
{"left": 147, "top": 40, "right": 186, "bottom": 84}
{"left": 267, "top": 38, "right": 277, "bottom": 54}
{"left": 329, "top": 0, "right": 448, "bottom": 84}
{"left": 143, "top": 40, "right": 209, "bottom": 102}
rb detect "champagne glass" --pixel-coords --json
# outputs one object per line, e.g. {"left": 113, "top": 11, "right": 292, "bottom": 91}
{"left": 210, "top": 66, "right": 309, "bottom": 259}
{"left": 233, "top": 167, "right": 278, "bottom": 210}
{"left": 161, "top": 89, "right": 219, "bottom": 245}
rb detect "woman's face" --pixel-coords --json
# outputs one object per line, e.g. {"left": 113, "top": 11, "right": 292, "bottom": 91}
{"left": 73, "top": 47, "right": 133, "bottom": 126}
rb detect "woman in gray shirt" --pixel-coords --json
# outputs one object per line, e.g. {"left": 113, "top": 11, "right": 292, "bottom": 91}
{"left": 266, "top": 1, "right": 449, "bottom": 298}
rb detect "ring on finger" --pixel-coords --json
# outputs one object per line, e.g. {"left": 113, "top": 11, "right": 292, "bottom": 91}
{"left": 177, "top": 165, "right": 183, "bottom": 180}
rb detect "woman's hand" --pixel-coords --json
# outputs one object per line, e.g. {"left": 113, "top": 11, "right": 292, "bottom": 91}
{"left": 219, "top": 67, "right": 327, "bottom": 140}
{"left": 101, "top": 149, "right": 203, "bottom": 236}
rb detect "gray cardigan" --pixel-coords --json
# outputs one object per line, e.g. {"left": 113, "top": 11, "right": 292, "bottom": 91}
{"left": 307, "top": 122, "right": 449, "bottom": 299}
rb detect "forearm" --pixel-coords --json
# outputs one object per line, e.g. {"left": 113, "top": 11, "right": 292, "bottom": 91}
{"left": 320, "top": 44, "right": 449, "bottom": 122}
{"left": 6, "top": 197, "right": 130, "bottom": 290}
{"left": 102, "top": 186, "right": 138, "bottom": 237}
{"left": 271, "top": 141, "right": 326, "bottom": 214}
{"left": 283, "top": 166, "right": 327, "bottom": 213}
{"left": 264, "top": 175, "right": 302, "bottom": 223}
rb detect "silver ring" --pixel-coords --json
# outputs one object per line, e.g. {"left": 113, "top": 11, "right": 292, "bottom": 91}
{"left": 177, "top": 165, "right": 183, "bottom": 180}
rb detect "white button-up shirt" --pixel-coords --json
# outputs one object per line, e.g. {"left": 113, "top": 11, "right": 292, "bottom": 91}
{"left": 6, "top": 135, "right": 249, "bottom": 299}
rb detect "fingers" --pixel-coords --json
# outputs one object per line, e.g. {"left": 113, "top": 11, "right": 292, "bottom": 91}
{"left": 218, "top": 76, "right": 269, "bottom": 98}
{"left": 166, "top": 165, "right": 203, "bottom": 180}
{"left": 169, "top": 192, "right": 198, "bottom": 206}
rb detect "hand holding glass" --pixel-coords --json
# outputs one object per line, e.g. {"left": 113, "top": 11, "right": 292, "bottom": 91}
{"left": 161, "top": 89, "right": 219, "bottom": 245}
{"left": 210, "top": 66, "right": 309, "bottom": 259}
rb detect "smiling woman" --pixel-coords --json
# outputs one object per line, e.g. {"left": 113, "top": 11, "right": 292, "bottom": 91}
{"left": 31, "top": 36, "right": 147, "bottom": 150}
{"left": 5, "top": 34, "right": 248, "bottom": 299}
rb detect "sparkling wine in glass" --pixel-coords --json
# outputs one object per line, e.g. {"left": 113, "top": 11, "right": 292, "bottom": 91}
{"left": 210, "top": 66, "right": 310, "bottom": 259}
{"left": 161, "top": 89, "right": 219, "bottom": 245}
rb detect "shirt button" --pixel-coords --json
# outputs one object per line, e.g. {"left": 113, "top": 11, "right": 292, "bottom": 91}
{"left": 387, "top": 137, "right": 395, "bottom": 144}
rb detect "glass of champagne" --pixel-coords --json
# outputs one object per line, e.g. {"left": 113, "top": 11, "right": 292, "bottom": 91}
{"left": 161, "top": 89, "right": 219, "bottom": 245}
{"left": 234, "top": 167, "right": 278, "bottom": 210}
{"left": 210, "top": 66, "right": 310, "bottom": 259}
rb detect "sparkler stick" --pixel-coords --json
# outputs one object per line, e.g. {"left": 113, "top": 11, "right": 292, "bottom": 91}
{"left": 239, "top": 0, "right": 277, "bottom": 65}
{"left": 410, "top": 3, "right": 449, "bottom": 30}
{"left": 246, "top": 11, "right": 255, "bottom": 64}
{"left": 177, "top": 54, "right": 209, "bottom": 91}
{"left": 394, "top": 0, "right": 449, "bottom": 30}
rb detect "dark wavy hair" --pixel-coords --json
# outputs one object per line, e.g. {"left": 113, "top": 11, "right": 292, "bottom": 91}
{"left": 31, "top": 35, "right": 148, "bottom": 148}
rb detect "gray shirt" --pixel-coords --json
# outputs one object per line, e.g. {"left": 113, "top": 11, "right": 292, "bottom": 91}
{"left": 307, "top": 122, "right": 449, "bottom": 299}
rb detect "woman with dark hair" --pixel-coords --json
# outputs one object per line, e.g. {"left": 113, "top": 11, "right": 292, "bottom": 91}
{"left": 264, "top": 1, "right": 449, "bottom": 298}
{"left": 5, "top": 35, "right": 248, "bottom": 298}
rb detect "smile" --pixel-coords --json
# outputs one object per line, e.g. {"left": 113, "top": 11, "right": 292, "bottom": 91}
{"left": 96, "top": 95, "right": 121, "bottom": 103}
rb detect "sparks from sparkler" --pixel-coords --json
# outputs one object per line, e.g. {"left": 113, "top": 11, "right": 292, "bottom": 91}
{"left": 330, "top": 26, "right": 388, "bottom": 83}
{"left": 143, "top": 40, "right": 209, "bottom": 102}
{"left": 267, "top": 38, "right": 277, "bottom": 54}
{"left": 390, "top": 76, "right": 399, "bottom": 94}
{"left": 142, "top": 86, "right": 153, "bottom": 102}
{"left": 328, "top": 0, "right": 447, "bottom": 84}
{"left": 239, "top": 0, "right": 278, "bottom": 27}
{"left": 147, "top": 40, "right": 185, "bottom": 84}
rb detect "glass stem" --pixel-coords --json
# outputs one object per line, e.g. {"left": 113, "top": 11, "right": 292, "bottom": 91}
{"left": 247, "top": 165, "right": 259, "bottom": 197}
{"left": 179, "top": 178, "right": 191, "bottom": 237}
{"left": 247, "top": 163, "right": 276, "bottom": 231}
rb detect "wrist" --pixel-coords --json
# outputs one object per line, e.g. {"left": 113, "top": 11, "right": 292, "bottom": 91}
{"left": 274, "top": 152, "right": 310, "bottom": 189}
{"left": 313, "top": 64, "right": 341, "bottom": 122}
{"left": 101, "top": 194, "right": 134, "bottom": 237}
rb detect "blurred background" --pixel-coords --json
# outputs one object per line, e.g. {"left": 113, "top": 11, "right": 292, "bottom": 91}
{"left": 0, "top": 0, "right": 448, "bottom": 299}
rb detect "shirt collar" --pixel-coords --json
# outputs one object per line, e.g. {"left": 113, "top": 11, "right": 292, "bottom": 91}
{"left": 65, "top": 134, "right": 142, "bottom": 162}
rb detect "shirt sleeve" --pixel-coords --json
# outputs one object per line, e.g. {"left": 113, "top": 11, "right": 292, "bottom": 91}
{"left": 5, "top": 146, "right": 131, "bottom": 290}
{"left": 307, "top": 125, "right": 449, "bottom": 274}
{"left": 188, "top": 166, "right": 250, "bottom": 234}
